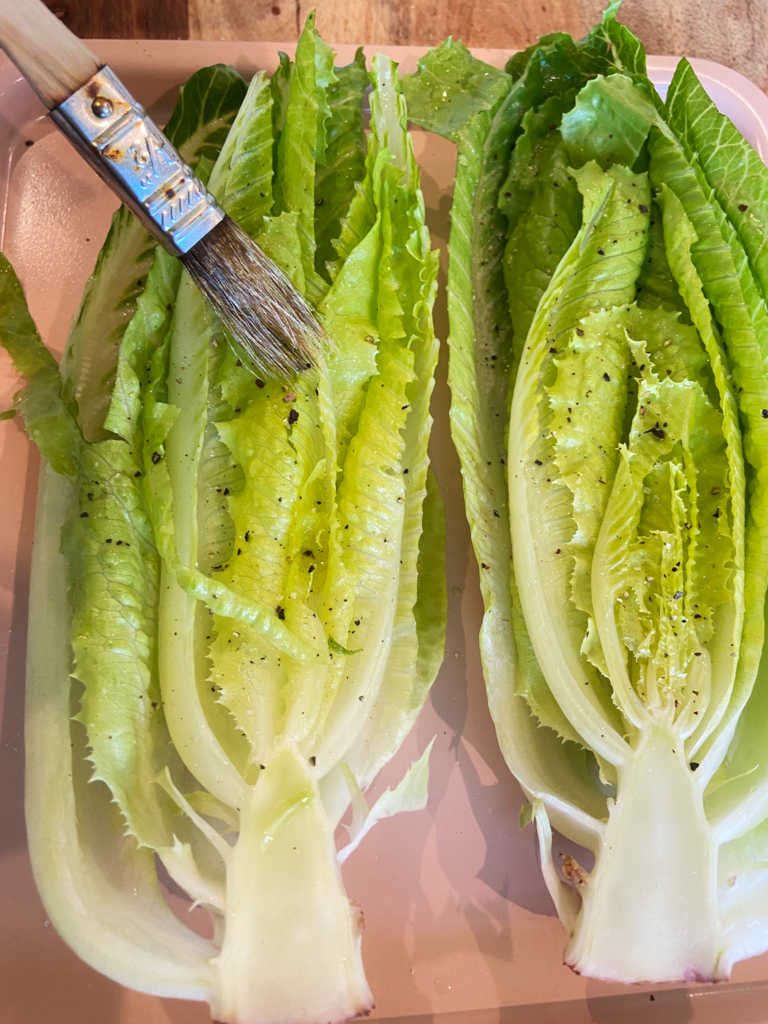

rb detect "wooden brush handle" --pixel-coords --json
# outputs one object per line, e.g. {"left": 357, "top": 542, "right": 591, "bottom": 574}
{"left": 0, "top": 0, "right": 99, "bottom": 109}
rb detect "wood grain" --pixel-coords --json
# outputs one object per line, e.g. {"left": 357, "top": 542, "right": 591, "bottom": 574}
{"left": 38, "top": 0, "right": 768, "bottom": 94}
{"left": 188, "top": 0, "right": 581, "bottom": 49}
{"left": 41, "top": 0, "right": 188, "bottom": 40}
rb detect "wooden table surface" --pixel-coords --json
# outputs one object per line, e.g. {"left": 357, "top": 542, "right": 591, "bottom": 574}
{"left": 42, "top": 0, "right": 768, "bottom": 93}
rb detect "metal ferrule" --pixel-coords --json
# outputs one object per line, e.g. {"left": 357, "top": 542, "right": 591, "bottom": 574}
{"left": 49, "top": 66, "right": 224, "bottom": 256}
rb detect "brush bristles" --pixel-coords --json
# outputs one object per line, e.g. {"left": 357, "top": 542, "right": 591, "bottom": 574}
{"left": 180, "top": 215, "right": 325, "bottom": 379}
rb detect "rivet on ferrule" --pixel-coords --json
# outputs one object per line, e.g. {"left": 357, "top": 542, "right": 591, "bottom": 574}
{"left": 91, "top": 96, "right": 113, "bottom": 119}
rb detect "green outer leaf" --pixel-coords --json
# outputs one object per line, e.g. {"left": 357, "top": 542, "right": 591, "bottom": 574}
{"left": 326, "top": 136, "right": 382, "bottom": 284}
{"left": 403, "top": 39, "right": 511, "bottom": 143}
{"left": 658, "top": 185, "right": 745, "bottom": 755}
{"left": 66, "top": 233, "right": 237, "bottom": 869}
{"left": 647, "top": 125, "right": 768, "bottom": 780}
{"left": 0, "top": 253, "right": 58, "bottom": 378}
{"left": 62, "top": 244, "right": 186, "bottom": 848}
{"left": 163, "top": 64, "right": 248, "bottom": 169}
{"left": 502, "top": 122, "right": 582, "bottom": 370}
{"left": 63, "top": 440, "right": 173, "bottom": 850}
{"left": 270, "top": 51, "right": 292, "bottom": 215}
{"left": 600, "top": 1, "right": 647, "bottom": 76}
{"left": 59, "top": 206, "right": 156, "bottom": 442}
{"left": 192, "top": 154, "right": 215, "bottom": 188}
{"left": 561, "top": 73, "right": 657, "bottom": 167}
{"left": 350, "top": 58, "right": 442, "bottom": 749}
{"left": 208, "top": 70, "right": 275, "bottom": 240}
{"left": 504, "top": 42, "right": 540, "bottom": 82}
{"left": 313, "top": 32, "right": 338, "bottom": 168}
{"left": 103, "top": 248, "right": 181, "bottom": 451}
{"left": 666, "top": 58, "right": 768, "bottom": 310}
{"left": 498, "top": 92, "right": 578, "bottom": 232}
{"left": 274, "top": 11, "right": 332, "bottom": 304}
{"left": 314, "top": 50, "right": 368, "bottom": 281}
{"left": 258, "top": 212, "right": 306, "bottom": 293}
{"left": 439, "top": 74, "right": 517, "bottom": 631}
{"left": 635, "top": 200, "right": 687, "bottom": 314}
{"left": 0, "top": 252, "right": 81, "bottom": 476}
{"left": 662, "top": 69, "right": 768, "bottom": 783}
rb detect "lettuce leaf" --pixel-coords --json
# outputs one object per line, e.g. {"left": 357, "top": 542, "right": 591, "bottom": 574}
{"left": 8, "top": 31, "right": 444, "bottom": 1024}
{"left": 0, "top": 254, "right": 80, "bottom": 474}
{"left": 314, "top": 49, "right": 368, "bottom": 280}
{"left": 273, "top": 12, "right": 336, "bottom": 305}
{"left": 409, "top": 9, "right": 768, "bottom": 986}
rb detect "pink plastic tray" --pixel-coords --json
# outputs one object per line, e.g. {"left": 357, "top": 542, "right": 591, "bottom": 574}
{"left": 2, "top": 41, "right": 768, "bottom": 1024}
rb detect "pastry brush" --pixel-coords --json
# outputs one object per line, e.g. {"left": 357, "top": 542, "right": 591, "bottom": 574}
{"left": 0, "top": 0, "right": 323, "bottom": 378}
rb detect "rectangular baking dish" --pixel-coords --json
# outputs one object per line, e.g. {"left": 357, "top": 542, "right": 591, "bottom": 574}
{"left": 2, "top": 40, "right": 768, "bottom": 1024}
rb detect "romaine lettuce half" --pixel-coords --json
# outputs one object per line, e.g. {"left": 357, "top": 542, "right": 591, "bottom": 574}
{"left": 406, "top": 5, "right": 768, "bottom": 984}
{"left": 2, "top": 20, "right": 444, "bottom": 1024}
